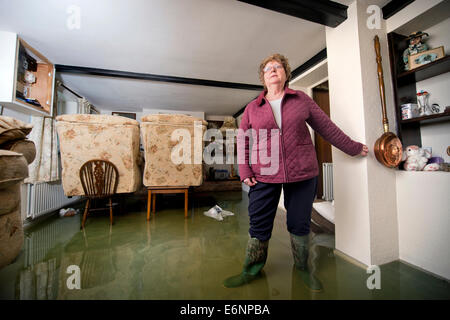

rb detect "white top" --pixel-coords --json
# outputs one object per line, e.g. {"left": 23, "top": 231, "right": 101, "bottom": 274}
{"left": 268, "top": 98, "right": 282, "bottom": 129}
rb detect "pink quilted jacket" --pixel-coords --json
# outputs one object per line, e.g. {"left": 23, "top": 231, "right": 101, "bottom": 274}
{"left": 237, "top": 87, "right": 363, "bottom": 183}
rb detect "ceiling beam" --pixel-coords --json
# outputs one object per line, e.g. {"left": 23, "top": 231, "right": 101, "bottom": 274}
{"left": 56, "top": 81, "right": 83, "bottom": 98}
{"left": 237, "top": 0, "right": 348, "bottom": 27}
{"left": 291, "top": 48, "right": 327, "bottom": 80}
{"left": 233, "top": 48, "right": 327, "bottom": 118}
{"left": 55, "top": 65, "right": 264, "bottom": 91}
{"left": 382, "top": 0, "right": 415, "bottom": 19}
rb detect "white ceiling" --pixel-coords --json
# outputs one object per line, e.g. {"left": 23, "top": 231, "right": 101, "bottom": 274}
{"left": 59, "top": 73, "right": 259, "bottom": 114}
{"left": 0, "top": 0, "right": 370, "bottom": 115}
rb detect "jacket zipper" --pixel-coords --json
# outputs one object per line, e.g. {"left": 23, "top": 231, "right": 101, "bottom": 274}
{"left": 266, "top": 95, "right": 288, "bottom": 182}
{"left": 280, "top": 95, "right": 288, "bottom": 183}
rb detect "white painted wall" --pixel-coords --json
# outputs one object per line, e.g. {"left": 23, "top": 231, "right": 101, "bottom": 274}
{"left": 422, "top": 17, "right": 450, "bottom": 56}
{"left": 326, "top": 0, "right": 400, "bottom": 266}
{"left": 396, "top": 171, "right": 450, "bottom": 280}
{"left": 421, "top": 122, "right": 450, "bottom": 163}
{"left": 326, "top": 1, "right": 370, "bottom": 266}
{"left": 0, "top": 31, "right": 16, "bottom": 104}
{"left": 356, "top": 2, "right": 400, "bottom": 266}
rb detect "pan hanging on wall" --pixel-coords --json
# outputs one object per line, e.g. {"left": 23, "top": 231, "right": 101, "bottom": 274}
{"left": 373, "top": 35, "right": 403, "bottom": 168}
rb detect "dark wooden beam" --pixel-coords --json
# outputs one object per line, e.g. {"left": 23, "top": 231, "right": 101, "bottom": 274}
{"left": 233, "top": 48, "right": 328, "bottom": 118}
{"left": 237, "top": 0, "right": 348, "bottom": 27}
{"left": 291, "top": 48, "right": 327, "bottom": 79}
{"left": 233, "top": 103, "right": 251, "bottom": 119}
{"left": 55, "top": 65, "right": 264, "bottom": 91}
{"left": 382, "top": 0, "right": 415, "bottom": 19}
{"left": 59, "top": 83, "right": 82, "bottom": 98}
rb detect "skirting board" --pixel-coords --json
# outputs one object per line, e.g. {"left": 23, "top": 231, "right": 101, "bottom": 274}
{"left": 333, "top": 249, "right": 368, "bottom": 271}
{"left": 399, "top": 259, "right": 450, "bottom": 282}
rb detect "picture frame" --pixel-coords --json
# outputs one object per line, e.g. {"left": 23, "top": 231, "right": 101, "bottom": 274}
{"left": 111, "top": 111, "right": 136, "bottom": 119}
{"left": 408, "top": 46, "right": 445, "bottom": 70}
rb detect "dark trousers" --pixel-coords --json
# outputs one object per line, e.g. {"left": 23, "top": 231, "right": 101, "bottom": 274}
{"left": 247, "top": 177, "right": 318, "bottom": 241}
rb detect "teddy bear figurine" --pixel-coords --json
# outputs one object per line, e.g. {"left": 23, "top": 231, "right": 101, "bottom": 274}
{"left": 402, "top": 145, "right": 431, "bottom": 171}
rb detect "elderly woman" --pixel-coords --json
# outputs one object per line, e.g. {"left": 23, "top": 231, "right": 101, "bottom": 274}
{"left": 223, "top": 53, "right": 368, "bottom": 291}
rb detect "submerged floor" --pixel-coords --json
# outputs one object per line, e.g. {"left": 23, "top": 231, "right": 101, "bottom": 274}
{"left": 0, "top": 190, "right": 449, "bottom": 300}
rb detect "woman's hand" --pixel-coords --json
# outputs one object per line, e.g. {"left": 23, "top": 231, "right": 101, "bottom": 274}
{"left": 243, "top": 177, "right": 258, "bottom": 187}
{"left": 359, "top": 144, "right": 369, "bottom": 157}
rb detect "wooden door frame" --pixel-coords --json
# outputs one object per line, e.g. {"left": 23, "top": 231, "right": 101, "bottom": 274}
{"left": 312, "top": 82, "right": 332, "bottom": 199}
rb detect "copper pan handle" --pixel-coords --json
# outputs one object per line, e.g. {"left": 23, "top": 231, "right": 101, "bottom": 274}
{"left": 374, "top": 35, "right": 389, "bottom": 133}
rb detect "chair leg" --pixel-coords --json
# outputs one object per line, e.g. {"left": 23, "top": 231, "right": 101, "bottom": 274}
{"left": 109, "top": 197, "right": 114, "bottom": 225}
{"left": 147, "top": 189, "right": 152, "bottom": 221}
{"left": 184, "top": 189, "right": 188, "bottom": 219}
{"left": 81, "top": 198, "right": 90, "bottom": 229}
{"left": 152, "top": 194, "right": 156, "bottom": 214}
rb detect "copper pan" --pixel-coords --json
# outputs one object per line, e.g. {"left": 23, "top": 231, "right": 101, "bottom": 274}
{"left": 373, "top": 35, "right": 402, "bottom": 168}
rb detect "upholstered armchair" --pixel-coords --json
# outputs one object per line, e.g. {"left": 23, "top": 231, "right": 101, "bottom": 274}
{"left": 140, "top": 114, "right": 207, "bottom": 187}
{"left": 56, "top": 114, "right": 142, "bottom": 196}
{"left": 140, "top": 114, "right": 207, "bottom": 218}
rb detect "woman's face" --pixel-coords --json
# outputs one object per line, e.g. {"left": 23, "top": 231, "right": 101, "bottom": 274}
{"left": 263, "top": 60, "right": 286, "bottom": 89}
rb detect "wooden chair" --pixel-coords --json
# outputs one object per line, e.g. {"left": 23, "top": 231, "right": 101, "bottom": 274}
{"left": 147, "top": 187, "right": 189, "bottom": 220}
{"left": 79, "top": 160, "right": 119, "bottom": 229}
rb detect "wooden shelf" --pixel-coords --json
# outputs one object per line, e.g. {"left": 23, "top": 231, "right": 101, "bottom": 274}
{"left": 397, "top": 55, "right": 450, "bottom": 83}
{"left": 388, "top": 30, "right": 450, "bottom": 147}
{"left": 1, "top": 100, "right": 50, "bottom": 117}
{"left": 401, "top": 110, "right": 450, "bottom": 124}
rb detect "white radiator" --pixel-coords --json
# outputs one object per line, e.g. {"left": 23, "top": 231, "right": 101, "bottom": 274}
{"left": 26, "top": 182, "right": 80, "bottom": 219}
{"left": 322, "top": 163, "right": 334, "bottom": 201}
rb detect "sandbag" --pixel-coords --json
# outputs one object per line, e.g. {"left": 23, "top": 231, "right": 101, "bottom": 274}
{"left": 0, "top": 150, "right": 28, "bottom": 189}
{"left": 0, "top": 206, "right": 24, "bottom": 268}
{"left": 0, "top": 184, "right": 20, "bottom": 216}
{"left": 0, "top": 139, "right": 36, "bottom": 164}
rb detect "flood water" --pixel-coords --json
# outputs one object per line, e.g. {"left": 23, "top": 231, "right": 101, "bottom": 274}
{"left": 0, "top": 191, "right": 448, "bottom": 300}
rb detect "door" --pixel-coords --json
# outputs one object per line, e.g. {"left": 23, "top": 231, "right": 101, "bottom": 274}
{"left": 313, "top": 85, "right": 332, "bottom": 199}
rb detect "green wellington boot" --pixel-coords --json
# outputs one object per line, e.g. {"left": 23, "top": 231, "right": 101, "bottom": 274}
{"left": 290, "top": 233, "right": 323, "bottom": 292}
{"left": 223, "top": 237, "right": 269, "bottom": 288}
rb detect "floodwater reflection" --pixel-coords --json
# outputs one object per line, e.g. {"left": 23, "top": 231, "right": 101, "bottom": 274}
{"left": 0, "top": 192, "right": 448, "bottom": 300}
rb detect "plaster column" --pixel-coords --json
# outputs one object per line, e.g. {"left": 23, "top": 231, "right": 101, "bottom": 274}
{"left": 325, "top": 0, "right": 399, "bottom": 266}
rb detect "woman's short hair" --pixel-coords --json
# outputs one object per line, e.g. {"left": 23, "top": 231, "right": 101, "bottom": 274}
{"left": 258, "top": 53, "right": 292, "bottom": 90}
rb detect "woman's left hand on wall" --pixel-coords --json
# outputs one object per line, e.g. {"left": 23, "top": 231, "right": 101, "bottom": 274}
{"left": 359, "top": 144, "right": 369, "bottom": 157}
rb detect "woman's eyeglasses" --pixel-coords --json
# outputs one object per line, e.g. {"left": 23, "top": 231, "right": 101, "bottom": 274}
{"left": 263, "top": 64, "right": 283, "bottom": 73}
